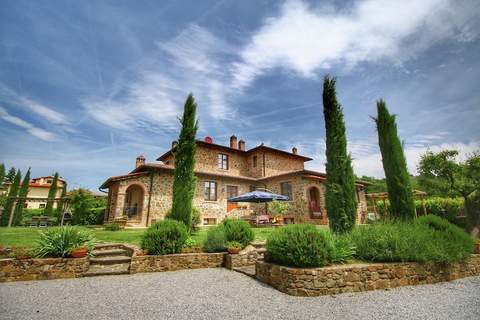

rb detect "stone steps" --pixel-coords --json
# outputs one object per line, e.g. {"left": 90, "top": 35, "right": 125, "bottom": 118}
{"left": 84, "top": 243, "right": 132, "bottom": 277}
{"left": 233, "top": 266, "right": 256, "bottom": 278}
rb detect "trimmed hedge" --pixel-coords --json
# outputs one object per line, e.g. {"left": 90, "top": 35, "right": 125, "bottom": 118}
{"left": 350, "top": 218, "right": 474, "bottom": 263}
{"left": 266, "top": 224, "right": 335, "bottom": 267}
{"left": 203, "top": 225, "right": 227, "bottom": 253}
{"left": 222, "top": 218, "right": 254, "bottom": 248}
{"left": 141, "top": 220, "right": 188, "bottom": 255}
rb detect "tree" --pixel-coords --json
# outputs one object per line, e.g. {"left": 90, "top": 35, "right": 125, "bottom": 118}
{"left": 44, "top": 172, "right": 59, "bottom": 216}
{"left": 70, "top": 188, "right": 106, "bottom": 225}
{"left": 375, "top": 100, "right": 415, "bottom": 220}
{"left": 0, "top": 163, "right": 5, "bottom": 185}
{"left": 322, "top": 76, "right": 357, "bottom": 233}
{"left": 13, "top": 168, "right": 31, "bottom": 226}
{"left": 418, "top": 150, "right": 480, "bottom": 231}
{"left": 6, "top": 167, "right": 16, "bottom": 182}
{"left": 170, "top": 94, "right": 198, "bottom": 231}
{"left": 0, "top": 169, "right": 21, "bottom": 226}
{"left": 55, "top": 183, "right": 68, "bottom": 222}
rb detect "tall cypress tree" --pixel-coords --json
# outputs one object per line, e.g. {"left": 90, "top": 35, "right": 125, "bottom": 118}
{"left": 55, "top": 183, "right": 67, "bottom": 223}
{"left": 6, "top": 167, "right": 16, "bottom": 182}
{"left": 323, "top": 76, "right": 358, "bottom": 233}
{"left": 0, "top": 163, "right": 5, "bottom": 185}
{"left": 13, "top": 168, "right": 31, "bottom": 226}
{"left": 44, "top": 172, "right": 59, "bottom": 216}
{"left": 1, "top": 170, "right": 21, "bottom": 226}
{"left": 170, "top": 94, "right": 198, "bottom": 231}
{"left": 375, "top": 100, "right": 415, "bottom": 220}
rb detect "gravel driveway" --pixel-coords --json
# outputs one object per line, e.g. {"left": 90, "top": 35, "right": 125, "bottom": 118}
{"left": 1, "top": 269, "right": 479, "bottom": 320}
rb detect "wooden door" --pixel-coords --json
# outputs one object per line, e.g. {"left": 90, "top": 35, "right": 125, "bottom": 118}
{"left": 226, "top": 186, "right": 238, "bottom": 212}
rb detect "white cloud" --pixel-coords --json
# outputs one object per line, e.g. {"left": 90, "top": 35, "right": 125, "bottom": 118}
{"left": 231, "top": 0, "right": 479, "bottom": 89}
{"left": 0, "top": 85, "right": 69, "bottom": 125}
{"left": 0, "top": 106, "right": 56, "bottom": 141}
{"left": 84, "top": 25, "right": 235, "bottom": 131}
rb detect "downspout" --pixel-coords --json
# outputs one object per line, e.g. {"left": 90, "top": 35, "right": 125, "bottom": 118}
{"left": 145, "top": 170, "right": 154, "bottom": 226}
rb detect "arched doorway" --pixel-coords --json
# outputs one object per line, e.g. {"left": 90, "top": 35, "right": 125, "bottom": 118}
{"left": 124, "top": 184, "right": 144, "bottom": 221}
{"left": 308, "top": 186, "right": 322, "bottom": 219}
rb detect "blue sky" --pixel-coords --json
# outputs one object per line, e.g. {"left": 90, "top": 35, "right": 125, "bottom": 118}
{"left": 1, "top": 0, "right": 479, "bottom": 190}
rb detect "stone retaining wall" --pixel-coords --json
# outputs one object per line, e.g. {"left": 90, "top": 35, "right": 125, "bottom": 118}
{"left": 225, "top": 251, "right": 259, "bottom": 270}
{"left": 0, "top": 258, "right": 89, "bottom": 282}
{"left": 130, "top": 253, "right": 226, "bottom": 274}
{"left": 256, "top": 254, "right": 480, "bottom": 296}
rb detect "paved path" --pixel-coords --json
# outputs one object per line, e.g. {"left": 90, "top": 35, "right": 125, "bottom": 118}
{"left": 1, "top": 269, "right": 479, "bottom": 320}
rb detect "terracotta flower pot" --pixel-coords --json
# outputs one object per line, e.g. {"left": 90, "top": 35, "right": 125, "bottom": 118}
{"left": 71, "top": 247, "right": 88, "bottom": 258}
{"left": 228, "top": 247, "right": 241, "bottom": 254}
{"left": 474, "top": 242, "right": 480, "bottom": 254}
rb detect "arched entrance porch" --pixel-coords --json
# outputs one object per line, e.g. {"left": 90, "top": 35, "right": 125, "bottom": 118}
{"left": 124, "top": 184, "right": 144, "bottom": 221}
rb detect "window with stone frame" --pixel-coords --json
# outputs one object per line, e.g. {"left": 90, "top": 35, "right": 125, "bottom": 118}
{"left": 280, "top": 181, "right": 293, "bottom": 200}
{"left": 204, "top": 181, "right": 217, "bottom": 201}
{"left": 249, "top": 185, "right": 256, "bottom": 192}
{"left": 218, "top": 153, "right": 229, "bottom": 170}
{"left": 253, "top": 155, "right": 257, "bottom": 168}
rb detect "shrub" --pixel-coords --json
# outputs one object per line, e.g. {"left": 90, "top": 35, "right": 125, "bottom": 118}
{"left": 266, "top": 224, "right": 335, "bottom": 267}
{"left": 165, "top": 207, "right": 201, "bottom": 232}
{"left": 104, "top": 223, "right": 120, "bottom": 231}
{"left": 465, "top": 191, "right": 480, "bottom": 233}
{"left": 34, "top": 227, "right": 95, "bottom": 258}
{"left": 329, "top": 233, "right": 356, "bottom": 264}
{"left": 140, "top": 220, "right": 188, "bottom": 255}
{"left": 203, "top": 226, "right": 226, "bottom": 253}
{"left": 184, "top": 237, "right": 197, "bottom": 248}
{"left": 350, "top": 220, "right": 474, "bottom": 263}
{"left": 222, "top": 218, "right": 254, "bottom": 248}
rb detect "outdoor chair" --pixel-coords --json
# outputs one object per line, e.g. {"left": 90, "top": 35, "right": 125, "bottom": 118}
{"left": 38, "top": 216, "right": 49, "bottom": 227}
{"left": 29, "top": 216, "right": 40, "bottom": 227}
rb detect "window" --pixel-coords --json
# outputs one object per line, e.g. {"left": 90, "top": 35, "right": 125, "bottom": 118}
{"left": 249, "top": 185, "right": 256, "bottom": 192}
{"left": 253, "top": 155, "right": 257, "bottom": 168}
{"left": 218, "top": 153, "right": 229, "bottom": 170}
{"left": 226, "top": 185, "right": 238, "bottom": 199}
{"left": 204, "top": 181, "right": 217, "bottom": 201}
{"left": 280, "top": 182, "right": 292, "bottom": 200}
{"left": 39, "top": 203, "right": 46, "bottom": 208}
{"left": 203, "top": 218, "right": 217, "bottom": 225}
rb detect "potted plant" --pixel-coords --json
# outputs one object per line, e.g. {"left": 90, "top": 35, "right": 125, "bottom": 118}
{"left": 226, "top": 241, "right": 243, "bottom": 254}
{"left": 475, "top": 240, "right": 480, "bottom": 254}
{"left": 70, "top": 246, "right": 88, "bottom": 258}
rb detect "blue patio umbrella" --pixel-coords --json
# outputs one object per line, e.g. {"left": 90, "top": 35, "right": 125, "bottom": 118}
{"left": 228, "top": 190, "right": 289, "bottom": 203}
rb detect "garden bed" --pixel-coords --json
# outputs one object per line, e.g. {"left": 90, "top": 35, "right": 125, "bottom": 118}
{"left": 255, "top": 254, "right": 480, "bottom": 296}
{"left": 130, "top": 252, "right": 226, "bottom": 274}
{"left": 0, "top": 257, "right": 89, "bottom": 282}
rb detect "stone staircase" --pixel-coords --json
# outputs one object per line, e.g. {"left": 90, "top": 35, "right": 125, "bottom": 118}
{"left": 231, "top": 241, "right": 266, "bottom": 278}
{"left": 83, "top": 244, "right": 132, "bottom": 277}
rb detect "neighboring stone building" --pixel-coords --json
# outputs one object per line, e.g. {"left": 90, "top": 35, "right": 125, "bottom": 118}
{"left": 100, "top": 136, "right": 369, "bottom": 227}
{"left": 2, "top": 176, "right": 66, "bottom": 209}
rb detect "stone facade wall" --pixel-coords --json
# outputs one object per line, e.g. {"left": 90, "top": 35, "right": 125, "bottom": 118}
{"left": 0, "top": 258, "right": 89, "bottom": 282}
{"left": 256, "top": 254, "right": 480, "bottom": 297}
{"left": 130, "top": 253, "right": 226, "bottom": 274}
{"left": 224, "top": 251, "right": 259, "bottom": 270}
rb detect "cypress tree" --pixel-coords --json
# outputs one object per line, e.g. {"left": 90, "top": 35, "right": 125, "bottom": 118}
{"left": 13, "top": 168, "right": 31, "bottom": 226}
{"left": 0, "top": 163, "right": 5, "bottom": 185}
{"left": 375, "top": 100, "right": 416, "bottom": 220}
{"left": 322, "top": 76, "right": 357, "bottom": 233}
{"left": 44, "top": 172, "right": 59, "bottom": 216}
{"left": 6, "top": 167, "right": 16, "bottom": 182}
{"left": 170, "top": 94, "right": 198, "bottom": 231}
{"left": 55, "top": 183, "right": 67, "bottom": 223}
{"left": 1, "top": 170, "right": 21, "bottom": 226}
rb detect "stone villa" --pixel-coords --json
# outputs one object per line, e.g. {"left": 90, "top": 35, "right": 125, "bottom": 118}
{"left": 2, "top": 176, "right": 66, "bottom": 209}
{"left": 100, "top": 136, "right": 369, "bottom": 227}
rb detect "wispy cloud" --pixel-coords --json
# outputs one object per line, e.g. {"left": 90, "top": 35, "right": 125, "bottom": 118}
{"left": 0, "top": 106, "right": 56, "bottom": 141}
{"left": 0, "top": 85, "right": 69, "bottom": 125}
{"left": 231, "top": 0, "right": 479, "bottom": 89}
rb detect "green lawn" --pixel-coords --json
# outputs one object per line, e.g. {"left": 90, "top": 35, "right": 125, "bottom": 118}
{"left": 0, "top": 226, "right": 278, "bottom": 249}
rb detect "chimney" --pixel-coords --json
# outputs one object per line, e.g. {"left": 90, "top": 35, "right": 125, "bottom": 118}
{"left": 204, "top": 136, "right": 213, "bottom": 143}
{"left": 136, "top": 155, "right": 145, "bottom": 168}
{"left": 171, "top": 140, "right": 178, "bottom": 149}
{"left": 292, "top": 147, "right": 298, "bottom": 154}
{"left": 230, "top": 135, "right": 238, "bottom": 149}
{"left": 238, "top": 139, "right": 246, "bottom": 151}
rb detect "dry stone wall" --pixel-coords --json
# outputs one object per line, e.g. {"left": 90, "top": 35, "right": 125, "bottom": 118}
{"left": 130, "top": 253, "right": 226, "bottom": 273}
{"left": 256, "top": 254, "right": 480, "bottom": 296}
